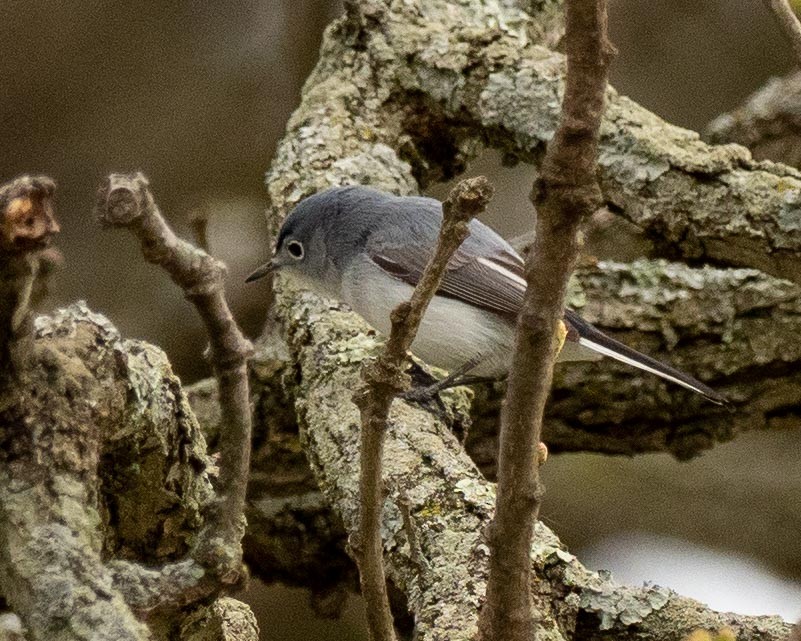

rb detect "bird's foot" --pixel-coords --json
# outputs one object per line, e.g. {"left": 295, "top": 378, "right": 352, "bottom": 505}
{"left": 401, "top": 355, "right": 491, "bottom": 403}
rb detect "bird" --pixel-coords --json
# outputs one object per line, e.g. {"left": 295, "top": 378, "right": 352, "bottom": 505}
{"left": 247, "top": 185, "right": 728, "bottom": 405}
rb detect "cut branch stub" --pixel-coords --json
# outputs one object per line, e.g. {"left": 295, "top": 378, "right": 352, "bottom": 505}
{"left": 0, "top": 175, "right": 61, "bottom": 376}
{"left": 0, "top": 176, "right": 59, "bottom": 254}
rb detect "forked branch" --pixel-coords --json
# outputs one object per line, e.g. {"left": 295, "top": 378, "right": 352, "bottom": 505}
{"left": 96, "top": 173, "right": 253, "bottom": 582}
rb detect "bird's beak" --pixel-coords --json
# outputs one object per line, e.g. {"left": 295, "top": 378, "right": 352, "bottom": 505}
{"left": 245, "top": 259, "right": 275, "bottom": 283}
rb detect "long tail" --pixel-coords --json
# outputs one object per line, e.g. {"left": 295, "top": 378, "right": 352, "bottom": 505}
{"left": 564, "top": 310, "right": 729, "bottom": 406}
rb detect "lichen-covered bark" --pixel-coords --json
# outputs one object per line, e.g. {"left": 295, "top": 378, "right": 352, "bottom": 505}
{"left": 0, "top": 305, "right": 219, "bottom": 641}
{"left": 469, "top": 259, "right": 801, "bottom": 466}
{"left": 179, "top": 598, "right": 259, "bottom": 641}
{"left": 186, "top": 376, "right": 354, "bottom": 590}
{"left": 268, "top": 0, "right": 801, "bottom": 286}
{"left": 255, "top": 290, "right": 789, "bottom": 641}
{"left": 254, "top": 1, "right": 800, "bottom": 638}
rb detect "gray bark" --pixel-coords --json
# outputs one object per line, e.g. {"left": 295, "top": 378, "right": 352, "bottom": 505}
{"left": 2, "top": 0, "right": 799, "bottom": 639}
{"left": 253, "top": 0, "right": 799, "bottom": 638}
{"left": 707, "top": 70, "right": 801, "bottom": 168}
{"left": 0, "top": 305, "right": 255, "bottom": 641}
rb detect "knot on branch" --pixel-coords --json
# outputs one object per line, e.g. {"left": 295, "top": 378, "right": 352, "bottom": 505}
{"left": 96, "top": 172, "right": 151, "bottom": 226}
{"left": 354, "top": 356, "right": 410, "bottom": 409}
{"left": 0, "top": 175, "right": 59, "bottom": 253}
{"left": 442, "top": 176, "right": 495, "bottom": 224}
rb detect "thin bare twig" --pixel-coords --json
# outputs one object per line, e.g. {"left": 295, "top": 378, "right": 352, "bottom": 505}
{"left": 764, "top": 0, "right": 801, "bottom": 66}
{"left": 352, "top": 176, "right": 494, "bottom": 641}
{"left": 96, "top": 173, "right": 253, "bottom": 583}
{"left": 477, "top": 1, "right": 616, "bottom": 639}
{"left": 189, "top": 206, "right": 211, "bottom": 253}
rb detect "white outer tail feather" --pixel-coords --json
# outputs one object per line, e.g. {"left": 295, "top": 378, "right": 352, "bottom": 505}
{"left": 577, "top": 337, "right": 715, "bottom": 399}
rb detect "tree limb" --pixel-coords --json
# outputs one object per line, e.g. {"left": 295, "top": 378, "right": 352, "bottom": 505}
{"left": 706, "top": 70, "right": 801, "bottom": 168}
{"left": 260, "top": 289, "right": 791, "bottom": 641}
{"left": 271, "top": 0, "right": 801, "bottom": 285}
{"left": 352, "top": 176, "right": 493, "bottom": 640}
{"left": 255, "top": 0, "right": 799, "bottom": 638}
{"left": 468, "top": 259, "right": 801, "bottom": 467}
{"left": 96, "top": 173, "right": 254, "bottom": 584}
{"left": 763, "top": 0, "right": 801, "bottom": 66}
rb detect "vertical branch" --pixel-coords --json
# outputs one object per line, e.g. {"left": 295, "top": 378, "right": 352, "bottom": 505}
{"left": 478, "top": 1, "right": 615, "bottom": 640}
{"left": 763, "top": 0, "right": 801, "bottom": 65}
{"left": 96, "top": 173, "right": 253, "bottom": 582}
{"left": 352, "top": 177, "right": 494, "bottom": 641}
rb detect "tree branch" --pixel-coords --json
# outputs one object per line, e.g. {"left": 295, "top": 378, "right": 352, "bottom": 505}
{"left": 259, "top": 289, "right": 791, "bottom": 641}
{"left": 254, "top": 0, "right": 799, "bottom": 637}
{"left": 352, "top": 176, "right": 493, "bottom": 641}
{"left": 479, "top": 1, "right": 615, "bottom": 638}
{"left": 0, "top": 176, "right": 58, "bottom": 375}
{"left": 96, "top": 173, "right": 254, "bottom": 583}
{"left": 267, "top": 0, "right": 801, "bottom": 286}
{"left": 763, "top": 0, "right": 801, "bottom": 66}
{"left": 706, "top": 70, "right": 801, "bottom": 168}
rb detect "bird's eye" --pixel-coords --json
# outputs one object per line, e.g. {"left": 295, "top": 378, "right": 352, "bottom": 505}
{"left": 286, "top": 240, "right": 304, "bottom": 260}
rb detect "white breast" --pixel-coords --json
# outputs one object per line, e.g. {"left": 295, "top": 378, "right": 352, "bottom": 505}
{"left": 341, "top": 257, "right": 516, "bottom": 378}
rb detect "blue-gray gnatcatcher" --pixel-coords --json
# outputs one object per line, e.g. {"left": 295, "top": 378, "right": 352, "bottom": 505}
{"left": 248, "top": 185, "right": 727, "bottom": 405}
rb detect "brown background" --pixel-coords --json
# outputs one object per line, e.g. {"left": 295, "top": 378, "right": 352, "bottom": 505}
{"left": 1, "top": 1, "right": 799, "bottom": 638}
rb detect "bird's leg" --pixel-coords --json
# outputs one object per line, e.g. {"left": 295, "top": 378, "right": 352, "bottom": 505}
{"left": 401, "top": 355, "right": 489, "bottom": 402}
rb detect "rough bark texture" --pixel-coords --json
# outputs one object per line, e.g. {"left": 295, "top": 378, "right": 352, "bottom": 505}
{"left": 266, "top": 0, "right": 801, "bottom": 286}
{"left": 707, "top": 69, "right": 801, "bottom": 169}
{"left": 479, "top": 1, "right": 614, "bottom": 638}
{"left": 179, "top": 598, "right": 259, "bottom": 641}
{"left": 247, "top": 0, "right": 800, "bottom": 638}
{"left": 0, "top": 305, "right": 215, "bottom": 640}
{"left": 239, "top": 290, "right": 788, "bottom": 641}
{"left": 1, "top": 0, "right": 799, "bottom": 638}
{"left": 96, "top": 173, "right": 253, "bottom": 584}
{"left": 351, "top": 176, "right": 492, "bottom": 641}
{"left": 470, "top": 259, "right": 801, "bottom": 468}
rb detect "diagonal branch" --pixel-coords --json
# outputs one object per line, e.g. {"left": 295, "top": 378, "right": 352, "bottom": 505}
{"left": 96, "top": 173, "right": 253, "bottom": 583}
{"left": 257, "top": 0, "right": 798, "bottom": 638}
{"left": 763, "top": 0, "right": 801, "bottom": 66}
{"left": 353, "top": 176, "right": 493, "bottom": 641}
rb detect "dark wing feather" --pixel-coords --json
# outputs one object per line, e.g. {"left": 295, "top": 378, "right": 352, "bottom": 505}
{"left": 369, "top": 237, "right": 526, "bottom": 318}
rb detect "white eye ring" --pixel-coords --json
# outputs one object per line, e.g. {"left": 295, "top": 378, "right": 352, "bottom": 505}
{"left": 286, "top": 239, "right": 304, "bottom": 260}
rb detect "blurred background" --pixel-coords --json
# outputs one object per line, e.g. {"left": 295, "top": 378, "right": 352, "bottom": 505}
{"left": 1, "top": 1, "right": 799, "bottom": 638}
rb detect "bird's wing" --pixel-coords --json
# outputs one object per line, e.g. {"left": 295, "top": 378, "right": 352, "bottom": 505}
{"left": 368, "top": 237, "right": 526, "bottom": 318}
{"left": 368, "top": 225, "right": 728, "bottom": 405}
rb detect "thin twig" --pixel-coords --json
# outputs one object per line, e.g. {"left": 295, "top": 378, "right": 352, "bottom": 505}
{"left": 352, "top": 176, "right": 494, "bottom": 641}
{"left": 477, "top": 1, "right": 616, "bottom": 639}
{"left": 95, "top": 172, "right": 253, "bottom": 583}
{"left": 189, "top": 206, "right": 211, "bottom": 253}
{"left": 764, "top": 0, "right": 801, "bottom": 66}
{"left": 397, "top": 487, "right": 425, "bottom": 571}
